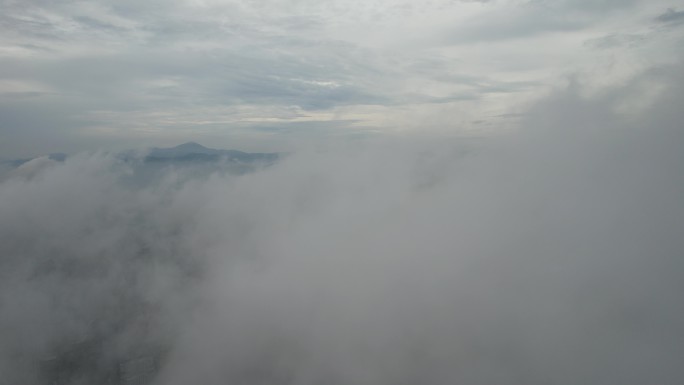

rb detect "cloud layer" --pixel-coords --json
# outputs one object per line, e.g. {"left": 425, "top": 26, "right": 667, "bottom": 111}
{"left": 1, "top": 65, "right": 683, "bottom": 384}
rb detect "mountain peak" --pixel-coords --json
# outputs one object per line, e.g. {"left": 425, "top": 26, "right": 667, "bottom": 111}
{"left": 174, "top": 142, "right": 208, "bottom": 151}
{"left": 147, "top": 142, "right": 218, "bottom": 158}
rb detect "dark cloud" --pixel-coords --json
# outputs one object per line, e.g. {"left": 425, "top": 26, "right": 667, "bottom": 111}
{"left": 655, "top": 8, "right": 684, "bottom": 24}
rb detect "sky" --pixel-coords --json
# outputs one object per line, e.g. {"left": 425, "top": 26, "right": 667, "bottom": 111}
{"left": 1, "top": 0, "right": 683, "bottom": 157}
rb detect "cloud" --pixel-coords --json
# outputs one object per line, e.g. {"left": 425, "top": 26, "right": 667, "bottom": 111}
{"left": 447, "top": 11, "right": 583, "bottom": 44}
{"left": 1, "top": 62, "right": 683, "bottom": 384}
{"left": 445, "top": 0, "right": 641, "bottom": 44}
{"left": 583, "top": 33, "right": 647, "bottom": 49}
{"left": 655, "top": 7, "right": 684, "bottom": 24}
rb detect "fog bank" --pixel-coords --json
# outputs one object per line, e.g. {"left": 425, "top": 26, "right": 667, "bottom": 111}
{"left": 1, "top": 67, "right": 683, "bottom": 384}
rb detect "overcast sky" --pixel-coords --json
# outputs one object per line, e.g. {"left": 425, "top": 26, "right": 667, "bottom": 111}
{"left": 1, "top": 0, "right": 683, "bottom": 157}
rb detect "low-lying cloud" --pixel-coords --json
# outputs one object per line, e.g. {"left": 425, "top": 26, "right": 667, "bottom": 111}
{"left": 1, "top": 66, "right": 683, "bottom": 385}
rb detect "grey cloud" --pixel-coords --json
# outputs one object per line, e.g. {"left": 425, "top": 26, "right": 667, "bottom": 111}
{"left": 399, "top": 58, "right": 539, "bottom": 102}
{"left": 97, "top": 49, "right": 381, "bottom": 108}
{"left": 448, "top": 13, "right": 585, "bottom": 44}
{"left": 249, "top": 120, "right": 366, "bottom": 135}
{"left": 655, "top": 8, "right": 684, "bottom": 24}
{"left": 583, "top": 33, "right": 646, "bottom": 49}
{"left": 418, "top": 92, "right": 480, "bottom": 103}
{"left": 72, "top": 15, "right": 127, "bottom": 32}
{"left": 0, "top": 1, "right": 141, "bottom": 47}
{"left": 447, "top": 6, "right": 586, "bottom": 44}
{"left": 535, "top": 0, "right": 639, "bottom": 13}
{"left": 447, "top": 0, "right": 640, "bottom": 44}
{"left": 478, "top": 79, "right": 538, "bottom": 93}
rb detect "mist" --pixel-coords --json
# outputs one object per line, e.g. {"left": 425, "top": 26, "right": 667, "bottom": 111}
{"left": 1, "top": 68, "right": 683, "bottom": 385}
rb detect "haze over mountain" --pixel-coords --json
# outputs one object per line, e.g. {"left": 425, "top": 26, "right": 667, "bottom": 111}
{"left": 1, "top": 142, "right": 279, "bottom": 182}
{"left": 143, "top": 142, "right": 278, "bottom": 164}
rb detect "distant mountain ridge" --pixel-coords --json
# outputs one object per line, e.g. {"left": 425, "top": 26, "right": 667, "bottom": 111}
{"left": 1, "top": 143, "right": 279, "bottom": 179}
{"left": 144, "top": 142, "right": 278, "bottom": 163}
